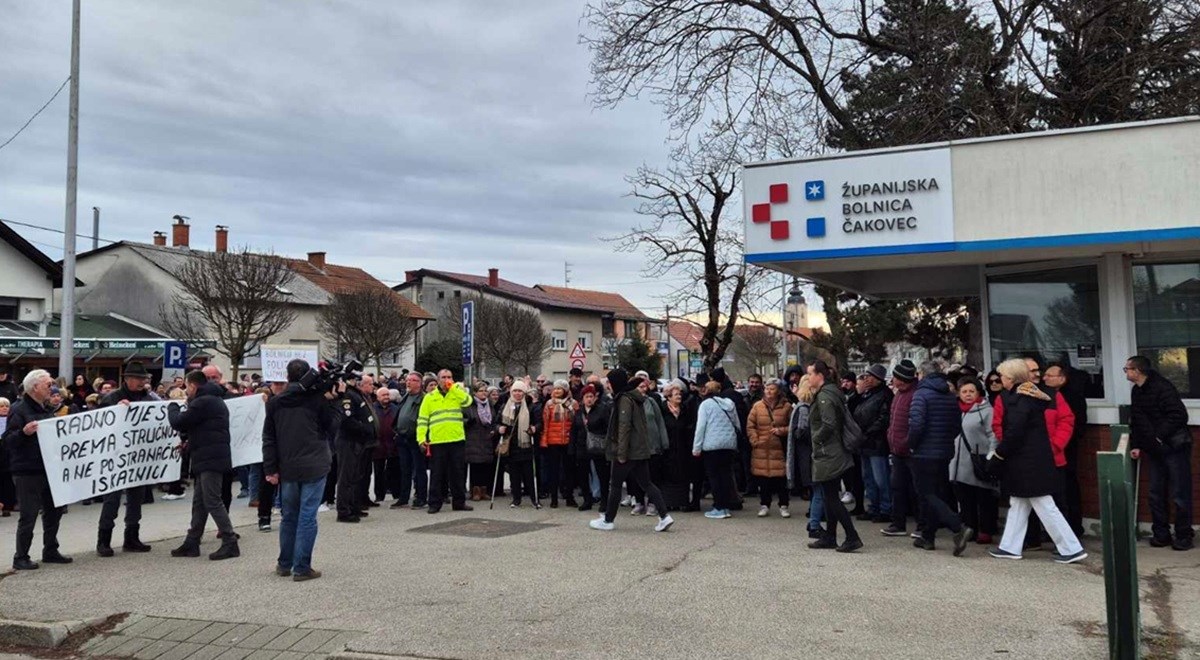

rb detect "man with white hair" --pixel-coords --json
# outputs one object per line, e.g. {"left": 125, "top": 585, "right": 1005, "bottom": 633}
{"left": 3, "top": 369, "right": 72, "bottom": 570}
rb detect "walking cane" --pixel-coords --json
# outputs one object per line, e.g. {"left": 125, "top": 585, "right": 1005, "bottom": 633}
{"left": 532, "top": 444, "right": 541, "bottom": 506}
{"left": 489, "top": 446, "right": 503, "bottom": 511}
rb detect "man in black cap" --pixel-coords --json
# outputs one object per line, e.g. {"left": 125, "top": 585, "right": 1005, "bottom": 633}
{"left": 94, "top": 361, "right": 156, "bottom": 557}
{"left": 854, "top": 364, "right": 893, "bottom": 523}
{"left": 568, "top": 367, "right": 585, "bottom": 402}
{"left": 882, "top": 359, "right": 919, "bottom": 536}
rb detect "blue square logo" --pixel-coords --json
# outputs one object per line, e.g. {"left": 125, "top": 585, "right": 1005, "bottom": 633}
{"left": 804, "top": 180, "right": 825, "bottom": 201}
{"left": 806, "top": 217, "right": 826, "bottom": 238}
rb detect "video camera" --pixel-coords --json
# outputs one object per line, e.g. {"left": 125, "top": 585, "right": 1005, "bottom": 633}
{"left": 298, "top": 358, "right": 363, "bottom": 393}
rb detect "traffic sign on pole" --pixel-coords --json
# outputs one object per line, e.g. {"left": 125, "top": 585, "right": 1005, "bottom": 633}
{"left": 569, "top": 342, "right": 586, "bottom": 360}
{"left": 461, "top": 301, "right": 475, "bottom": 366}
{"left": 164, "top": 341, "right": 188, "bottom": 369}
{"left": 571, "top": 358, "right": 585, "bottom": 371}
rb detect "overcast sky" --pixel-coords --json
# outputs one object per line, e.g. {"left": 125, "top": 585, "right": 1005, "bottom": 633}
{"left": 0, "top": 1, "right": 727, "bottom": 316}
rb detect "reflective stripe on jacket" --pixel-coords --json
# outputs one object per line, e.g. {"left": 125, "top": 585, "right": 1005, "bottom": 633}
{"left": 416, "top": 384, "right": 471, "bottom": 444}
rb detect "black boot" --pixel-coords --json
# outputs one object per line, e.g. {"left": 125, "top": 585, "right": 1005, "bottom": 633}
{"left": 42, "top": 549, "right": 73, "bottom": 564}
{"left": 209, "top": 538, "right": 240, "bottom": 561}
{"left": 96, "top": 529, "right": 115, "bottom": 558}
{"left": 170, "top": 541, "right": 200, "bottom": 558}
{"left": 565, "top": 496, "right": 578, "bottom": 508}
{"left": 123, "top": 526, "right": 152, "bottom": 553}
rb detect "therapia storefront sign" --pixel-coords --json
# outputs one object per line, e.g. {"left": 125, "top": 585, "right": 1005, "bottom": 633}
{"left": 743, "top": 147, "right": 955, "bottom": 260}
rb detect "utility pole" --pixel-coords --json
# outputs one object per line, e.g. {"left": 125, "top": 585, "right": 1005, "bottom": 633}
{"left": 58, "top": 0, "right": 81, "bottom": 382}
{"left": 564, "top": 261, "right": 572, "bottom": 287}
{"left": 664, "top": 305, "right": 672, "bottom": 379}
{"left": 778, "top": 272, "right": 787, "bottom": 377}
{"left": 91, "top": 206, "right": 99, "bottom": 250}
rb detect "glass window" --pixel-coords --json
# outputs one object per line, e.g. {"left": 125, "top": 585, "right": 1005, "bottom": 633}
{"left": 601, "top": 318, "right": 615, "bottom": 337}
{"left": 551, "top": 329, "right": 567, "bottom": 351}
{"left": 577, "top": 331, "right": 592, "bottom": 351}
{"left": 1133, "top": 262, "right": 1200, "bottom": 398}
{"left": 988, "top": 265, "right": 1104, "bottom": 398}
{"left": 623, "top": 320, "right": 639, "bottom": 337}
{"left": 0, "top": 297, "right": 17, "bottom": 320}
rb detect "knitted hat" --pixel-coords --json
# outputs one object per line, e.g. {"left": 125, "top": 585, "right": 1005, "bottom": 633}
{"left": 510, "top": 380, "right": 529, "bottom": 393}
{"left": 864, "top": 364, "right": 887, "bottom": 382}
{"left": 892, "top": 359, "right": 917, "bottom": 383}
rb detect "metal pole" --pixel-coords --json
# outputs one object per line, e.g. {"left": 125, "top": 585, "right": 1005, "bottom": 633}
{"left": 779, "top": 272, "right": 787, "bottom": 377}
{"left": 664, "top": 305, "right": 671, "bottom": 379}
{"left": 58, "top": 0, "right": 81, "bottom": 383}
{"left": 91, "top": 206, "right": 99, "bottom": 250}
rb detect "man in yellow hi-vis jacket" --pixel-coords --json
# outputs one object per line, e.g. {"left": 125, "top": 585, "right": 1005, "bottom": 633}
{"left": 417, "top": 369, "right": 473, "bottom": 514}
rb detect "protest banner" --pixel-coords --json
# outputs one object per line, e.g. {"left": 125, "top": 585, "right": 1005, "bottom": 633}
{"left": 261, "top": 344, "right": 319, "bottom": 382}
{"left": 228, "top": 394, "right": 267, "bottom": 468}
{"left": 38, "top": 395, "right": 268, "bottom": 506}
{"left": 38, "top": 402, "right": 182, "bottom": 507}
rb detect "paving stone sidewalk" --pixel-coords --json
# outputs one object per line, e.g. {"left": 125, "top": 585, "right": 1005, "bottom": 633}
{"left": 77, "top": 615, "right": 359, "bottom": 660}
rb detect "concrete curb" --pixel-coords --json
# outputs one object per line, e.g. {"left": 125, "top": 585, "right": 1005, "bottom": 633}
{"left": 0, "top": 615, "right": 111, "bottom": 648}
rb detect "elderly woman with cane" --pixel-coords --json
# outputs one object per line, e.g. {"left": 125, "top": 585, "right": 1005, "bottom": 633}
{"left": 498, "top": 381, "right": 541, "bottom": 509}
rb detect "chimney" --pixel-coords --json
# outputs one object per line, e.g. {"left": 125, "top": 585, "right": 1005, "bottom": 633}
{"left": 171, "top": 216, "right": 190, "bottom": 247}
{"left": 487, "top": 268, "right": 499, "bottom": 287}
{"left": 405, "top": 270, "right": 418, "bottom": 283}
{"left": 307, "top": 251, "right": 326, "bottom": 270}
{"left": 214, "top": 225, "right": 229, "bottom": 253}
{"left": 152, "top": 231, "right": 167, "bottom": 246}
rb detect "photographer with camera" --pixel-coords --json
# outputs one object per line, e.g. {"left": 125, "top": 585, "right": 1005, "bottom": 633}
{"left": 262, "top": 359, "right": 337, "bottom": 581}
{"left": 334, "top": 365, "right": 376, "bottom": 523}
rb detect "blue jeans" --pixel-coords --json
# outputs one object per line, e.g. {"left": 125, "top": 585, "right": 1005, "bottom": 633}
{"left": 862, "top": 455, "right": 892, "bottom": 515}
{"left": 247, "top": 464, "right": 262, "bottom": 500}
{"left": 278, "top": 476, "right": 326, "bottom": 575}
{"left": 808, "top": 484, "right": 825, "bottom": 532}
{"left": 404, "top": 440, "right": 428, "bottom": 504}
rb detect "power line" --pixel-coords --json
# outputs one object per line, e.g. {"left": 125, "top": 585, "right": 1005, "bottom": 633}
{"left": 0, "top": 216, "right": 118, "bottom": 244}
{"left": 0, "top": 76, "right": 71, "bottom": 153}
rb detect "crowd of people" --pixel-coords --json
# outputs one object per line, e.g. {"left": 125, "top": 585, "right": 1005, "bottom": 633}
{"left": 0, "top": 350, "right": 1193, "bottom": 579}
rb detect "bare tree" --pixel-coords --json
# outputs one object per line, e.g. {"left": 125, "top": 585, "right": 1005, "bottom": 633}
{"left": 613, "top": 145, "right": 767, "bottom": 371}
{"left": 443, "top": 296, "right": 552, "bottom": 376}
{"left": 736, "top": 326, "right": 781, "bottom": 375}
{"left": 319, "top": 287, "right": 417, "bottom": 375}
{"left": 159, "top": 249, "right": 298, "bottom": 381}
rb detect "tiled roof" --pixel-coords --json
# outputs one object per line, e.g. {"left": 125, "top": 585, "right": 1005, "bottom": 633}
{"left": 282, "top": 258, "right": 435, "bottom": 320}
{"left": 89, "top": 241, "right": 434, "bottom": 319}
{"left": 402, "top": 270, "right": 594, "bottom": 312}
{"left": 669, "top": 320, "right": 705, "bottom": 351}
{"left": 534, "top": 285, "right": 655, "bottom": 321}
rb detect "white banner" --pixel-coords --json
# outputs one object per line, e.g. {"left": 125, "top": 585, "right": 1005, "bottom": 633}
{"left": 38, "top": 396, "right": 267, "bottom": 507}
{"left": 261, "top": 345, "right": 319, "bottom": 383}
{"left": 228, "top": 395, "right": 267, "bottom": 468}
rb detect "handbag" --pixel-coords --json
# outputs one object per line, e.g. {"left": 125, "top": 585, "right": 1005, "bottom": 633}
{"left": 959, "top": 433, "right": 998, "bottom": 485}
{"left": 586, "top": 431, "right": 606, "bottom": 456}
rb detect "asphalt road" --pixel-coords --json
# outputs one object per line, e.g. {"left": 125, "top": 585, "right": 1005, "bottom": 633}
{"left": 0, "top": 489, "right": 1192, "bottom": 659}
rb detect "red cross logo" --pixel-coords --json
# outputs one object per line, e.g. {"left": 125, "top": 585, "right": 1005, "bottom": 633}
{"left": 751, "top": 183, "right": 790, "bottom": 240}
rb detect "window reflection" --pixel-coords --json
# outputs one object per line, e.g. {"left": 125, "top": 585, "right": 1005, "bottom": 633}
{"left": 1133, "top": 263, "right": 1200, "bottom": 398}
{"left": 988, "top": 266, "right": 1104, "bottom": 398}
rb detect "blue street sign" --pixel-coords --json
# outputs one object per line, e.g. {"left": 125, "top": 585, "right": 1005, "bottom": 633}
{"left": 164, "top": 341, "right": 188, "bottom": 369}
{"left": 461, "top": 301, "right": 474, "bottom": 366}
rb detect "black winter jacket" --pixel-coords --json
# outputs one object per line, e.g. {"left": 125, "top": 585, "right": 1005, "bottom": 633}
{"left": 852, "top": 384, "right": 893, "bottom": 456}
{"left": 907, "top": 375, "right": 960, "bottom": 461}
{"left": 463, "top": 399, "right": 499, "bottom": 464}
{"left": 3, "top": 397, "right": 53, "bottom": 475}
{"left": 336, "top": 388, "right": 377, "bottom": 446}
{"left": 571, "top": 400, "right": 611, "bottom": 457}
{"left": 995, "top": 385, "right": 1061, "bottom": 498}
{"left": 1130, "top": 371, "right": 1190, "bottom": 453}
{"left": 168, "top": 382, "right": 232, "bottom": 475}
{"left": 262, "top": 383, "right": 334, "bottom": 482}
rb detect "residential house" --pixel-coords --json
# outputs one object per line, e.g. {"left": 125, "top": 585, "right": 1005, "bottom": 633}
{"left": 64, "top": 218, "right": 432, "bottom": 379}
{"left": 532, "top": 285, "right": 665, "bottom": 372}
{"left": 668, "top": 318, "right": 823, "bottom": 383}
{"left": 0, "top": 220, "right": 177, "bottom": 381}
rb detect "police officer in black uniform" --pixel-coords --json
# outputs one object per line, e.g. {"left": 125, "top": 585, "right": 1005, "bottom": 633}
{"left": 335, "top": 370, "right": 376, "bottom": 523}
{"left": 95, "top": 361, "right": 155, "bottom": 557}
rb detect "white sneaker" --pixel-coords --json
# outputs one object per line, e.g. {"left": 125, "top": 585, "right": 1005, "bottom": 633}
{"left": 620, "top": 495, "right": 633, "bottom": 507}
{"left": 655, "top": 515, "right": 675, "bottom": 532}
{"left": 779, "top": 506, "right": 791, "bottom": 518}
{"left": 317, "top": 504, "right": 330, "bottom": 513}
{"left": 631, "top": 504, "right": 646, "bottom": 515}
{"left": 589, "top": 517, "right": 614, "bottom": 531}
{"left": 840, "top": 491, "right": 855, "bottom": 505}
{"left": 161, "top": 493, "right": 185, "bottom": 501}
{"left": 645, "top": 504, "right": 658, "bottom": 517}
{"left": 757, "top": 505, "right": 770, "bottom": 518}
